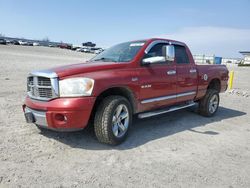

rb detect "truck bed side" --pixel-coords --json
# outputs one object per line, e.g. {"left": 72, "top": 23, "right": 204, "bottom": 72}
{"left": 195, "top": 64, "right": 229, "bottom": 100}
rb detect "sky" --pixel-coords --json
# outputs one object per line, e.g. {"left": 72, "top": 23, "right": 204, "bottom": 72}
{"left": 0, "top": 0, "right": 250, "bottom": 57}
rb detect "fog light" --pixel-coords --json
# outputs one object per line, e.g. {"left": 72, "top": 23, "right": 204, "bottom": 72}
{"left": 55, "top": 114, "right": 67, "bottom": 122}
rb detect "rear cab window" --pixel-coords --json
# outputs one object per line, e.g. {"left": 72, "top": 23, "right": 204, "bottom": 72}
{"left": 175, "top": 45, "right": 190, "bottom": 64}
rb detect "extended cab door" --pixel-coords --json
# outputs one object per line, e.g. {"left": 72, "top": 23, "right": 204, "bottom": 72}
{"left": 138, "top": 43, "right": 177, "bottom": 111}
{"left": 175, "top": 45, "right": 197, "bottom": 102}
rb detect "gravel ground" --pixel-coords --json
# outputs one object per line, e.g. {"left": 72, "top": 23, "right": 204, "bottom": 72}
{"left": 0, "top": 45, "right": 250, "bottom": 188}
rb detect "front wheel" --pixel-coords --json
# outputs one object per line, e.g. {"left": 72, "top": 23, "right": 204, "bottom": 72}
{"left": 198, "top": 89, "right": 220, "bottom": 117}
{"left": 94, "top": 96, "right": 132, "bottom": 145}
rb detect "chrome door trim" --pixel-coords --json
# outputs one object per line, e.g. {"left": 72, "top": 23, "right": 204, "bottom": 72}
{"left": 189, "top": 69, "right": 197, "bottom": 73}
{"left": 167, "top": 70, "right": 176, "bottom": 75}
{"left": 141, "top": 95, "right": 176, "bottom": 104}
{"left": 176, "top": 91, "right": 196, "bottom": 98}
{"left": 141, "top": 91, "right": 196, "bottom": 104}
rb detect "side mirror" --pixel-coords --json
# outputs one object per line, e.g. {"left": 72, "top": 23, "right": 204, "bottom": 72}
{"left": 162, "top": 45, "right": 175, "bottom": 62}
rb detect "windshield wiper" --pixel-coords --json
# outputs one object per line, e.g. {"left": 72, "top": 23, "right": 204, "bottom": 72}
{"left": 93, "top": 57, "right": 117, "bottom": 62}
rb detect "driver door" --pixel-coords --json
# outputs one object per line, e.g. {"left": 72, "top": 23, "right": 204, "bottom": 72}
{"left": 138, "top": 43, "right": 177, "bottom": 111}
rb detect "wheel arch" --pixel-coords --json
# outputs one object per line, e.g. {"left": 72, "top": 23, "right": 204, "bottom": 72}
{"left": 92, "top": 86, "right": 137, "bottom": 118}
{"left": 207, "top": 78, "right": 221, "bottom": 92}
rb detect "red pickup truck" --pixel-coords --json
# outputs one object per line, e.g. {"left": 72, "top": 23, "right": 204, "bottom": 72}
{"left": 23, "top": 38, "right": 229, "bottom": 145}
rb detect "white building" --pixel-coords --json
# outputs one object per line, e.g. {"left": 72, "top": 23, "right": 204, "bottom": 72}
{"left": 221, "top": 58, "right": 241, "bottom": 64}
{"left": 193, "top": 54, "right": 241, "bottom": 65}
{"left": 239, "top": 51, "right": 250, "bottom": 65}
{"left": 193, "top": 55, "right": 215, "bottom": 64}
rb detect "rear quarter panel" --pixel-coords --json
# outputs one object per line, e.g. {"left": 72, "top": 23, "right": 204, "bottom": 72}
{"left": 196, "top": 64, "right": 229, "bottom": 100}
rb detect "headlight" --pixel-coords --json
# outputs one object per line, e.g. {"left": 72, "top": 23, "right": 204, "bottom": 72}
{"left": 59, "top": 77, "right": 94, "bottom": 97}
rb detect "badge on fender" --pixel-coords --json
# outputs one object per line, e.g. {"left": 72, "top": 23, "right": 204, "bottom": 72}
{"left": 203, "top": 74, "right": 208, "bottom": 81}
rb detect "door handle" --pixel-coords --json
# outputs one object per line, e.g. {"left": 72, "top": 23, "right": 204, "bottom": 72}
{"left": 190, "top": 69, "right": 197, "bottom": 73}
{"left": 167, "top": 70, "right": 176, "bottom": 75}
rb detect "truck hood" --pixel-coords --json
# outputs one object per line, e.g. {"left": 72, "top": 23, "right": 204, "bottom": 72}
{"left": 50, "top": 61, "right": 128, "bottom": 78}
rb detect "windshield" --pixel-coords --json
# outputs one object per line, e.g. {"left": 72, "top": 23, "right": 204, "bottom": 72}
{"left": 91, "top": 41, "right": 145, "bottom": 62}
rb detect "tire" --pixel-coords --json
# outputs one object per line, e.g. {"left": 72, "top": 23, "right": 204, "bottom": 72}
{"left": 94, "top": 95, "right": 132, "bottom": 145}
{"left": 198, "top": 89, "right": 220, "bottom": 117}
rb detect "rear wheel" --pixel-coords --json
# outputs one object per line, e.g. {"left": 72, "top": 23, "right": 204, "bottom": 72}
{"left": 94, "top": 96, "right": 132, "bottom": 145}
{"left": 198, "top": 89, "right": 220, "bottom": 117}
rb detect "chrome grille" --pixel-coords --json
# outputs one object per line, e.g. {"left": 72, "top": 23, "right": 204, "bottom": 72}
{"left": 38, "top": 88, "right": 53, "bottom": 98}
{"left": 38, "top": 77, "right": 51, "bottom": 86}
{"left": 27, "top": 74, "right": 58, "bottom": 101}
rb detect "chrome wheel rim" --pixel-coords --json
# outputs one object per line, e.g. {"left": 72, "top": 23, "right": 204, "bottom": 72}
{"left": 209, "top": 94, "right": 219, "bottom": 114}
{"left": 112, "top": 104, "right": 129, "bottom": 138}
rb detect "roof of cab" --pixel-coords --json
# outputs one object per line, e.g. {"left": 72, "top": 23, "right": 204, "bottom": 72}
{"left": 132, "top": 38, "right": 186, "bottom": 46}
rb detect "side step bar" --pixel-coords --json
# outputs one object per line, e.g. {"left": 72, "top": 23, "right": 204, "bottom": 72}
{"left": 138, "top": 102, "right": 196, "bottom": 119}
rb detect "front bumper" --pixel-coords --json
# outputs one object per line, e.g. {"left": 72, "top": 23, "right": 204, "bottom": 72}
{"left": 23, "top": 96, "right": 96, "bottom": 131}
{"left": 24, "top": 107, "right": 47, "bottom": 127}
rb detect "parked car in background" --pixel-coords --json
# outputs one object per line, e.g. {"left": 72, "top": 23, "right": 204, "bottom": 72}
{"left": 49, "top": 43, "right": 57, "bottom": 47}
{"left": 0, "top": 38, "right": 7, "bottom": 45}
{"left": 5, "top": 39, "right": 11, "bottom": 44}
{"left": 71, "top": 45, "right": 81, "bottom": 51}
{"left": 11, "top": 40, "right": 20, "bottom": 45}
{"left": 76, "top": 47, "right": 82, "bottom": 52}
{"left": 76, "top": 47, "right": 91, "bottom": 53}
{"left": 92, "top": 48, "right": 104, "bottom": 54}
{"left": 19, "top": 40, "right": 28, "bottom": 45}
{"left": 77, "top": 47, "right": 104, "bottom": 54}
{"left": 26, "top": 41, "right": 34, "bottom": 46}
{"left": 58, "top": 43, "right": 72, "bottom": 49}
{"left": 23, "top": 38, "right": 229, "bottom": 145}
{"left": 33, "top": 42, "right": 40, "bottom": 46}
{"left": 82, "top": 42, "right": 96, "bottom": 47}
{"left": 89, "top": 47, "right": 96, "bottom": 53}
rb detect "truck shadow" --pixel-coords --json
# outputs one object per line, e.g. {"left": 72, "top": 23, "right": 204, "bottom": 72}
{"left": 39, "top": 106, "right": 246, "bottom": 150}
